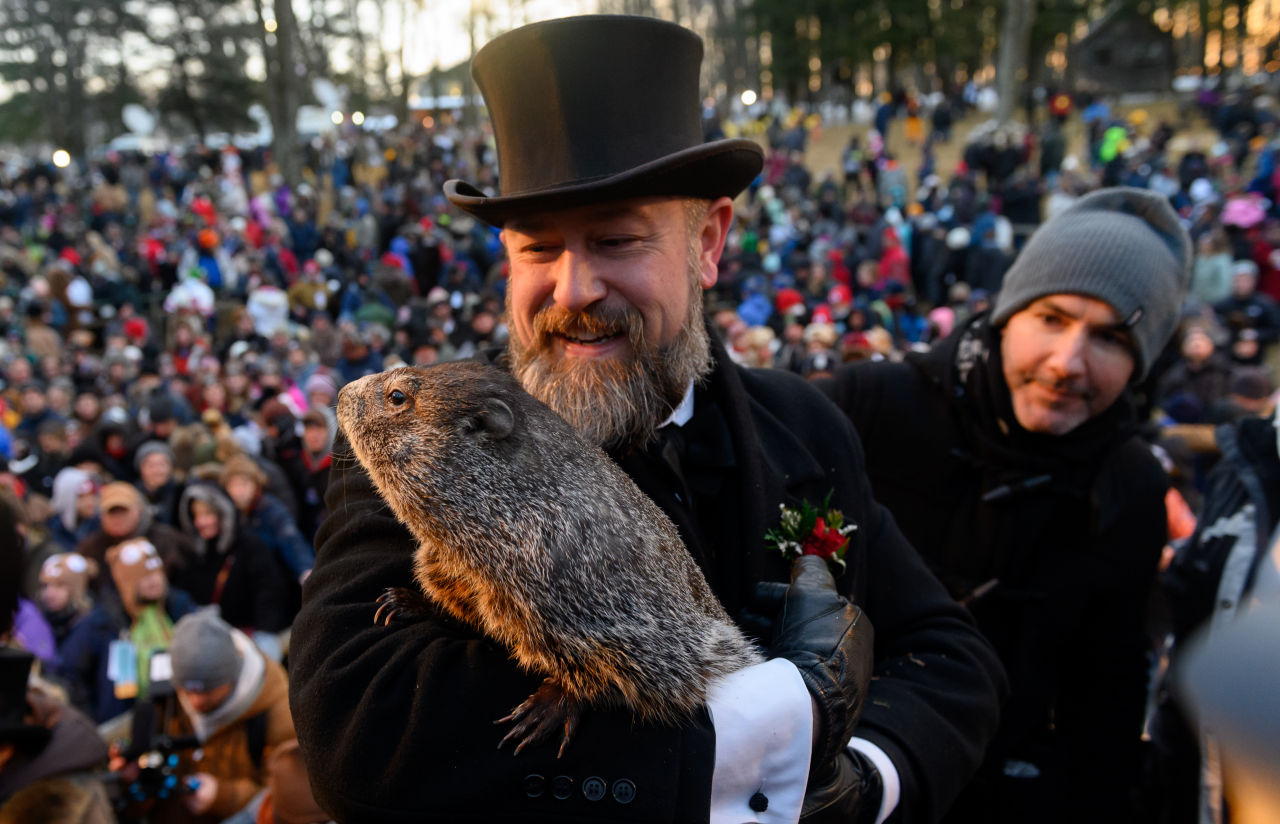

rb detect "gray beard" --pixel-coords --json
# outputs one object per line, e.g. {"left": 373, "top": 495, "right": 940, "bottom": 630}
{"left": 508, "top": 271, "right": 711, "bottom": 454}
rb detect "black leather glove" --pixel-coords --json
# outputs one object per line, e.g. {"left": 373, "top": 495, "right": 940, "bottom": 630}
{"left": 764, "top": 555, "right": 875, "bottom": 779}
{"left": 800, "top": 747, "right": 884, "bottom": 824}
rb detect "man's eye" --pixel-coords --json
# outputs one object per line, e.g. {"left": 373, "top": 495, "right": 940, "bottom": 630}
{"left": 518, "top": 240, "right": 555, "bottom": 255}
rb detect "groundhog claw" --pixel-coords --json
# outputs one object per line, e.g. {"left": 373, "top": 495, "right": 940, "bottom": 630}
{"left": 374, "top": 587, "right": 429, "bottom": 625}
{"left": 496, "top": 680, "right": 582, "bottom": 757}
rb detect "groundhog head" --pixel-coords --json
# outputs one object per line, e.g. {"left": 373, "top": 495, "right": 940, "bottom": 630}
{"left": 337, "top": 363, "right": 584, "bottom": 541}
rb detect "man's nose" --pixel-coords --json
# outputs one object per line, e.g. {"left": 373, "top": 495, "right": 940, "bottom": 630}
{"left": 550, "top": 250, "right": 607, "bottom": 312}
{"left": 1045, "top": 329, "right": 1088, "bottom": 376}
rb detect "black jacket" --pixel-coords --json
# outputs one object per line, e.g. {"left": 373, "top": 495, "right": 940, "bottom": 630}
{"left": 1154, "top": 413, "right": 1280, "bottom": 824}
{"left": 818, "top": 316, "right": 1169, "bottom": 823}
{"left": 289, "top": 333, "right": 1006, "bottom": 823}
{"left": 174, "top": 483, "right": 293, "bottom": 633}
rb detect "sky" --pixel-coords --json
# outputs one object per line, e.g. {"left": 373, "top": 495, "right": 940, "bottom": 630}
{"left": 389, "top": 0, "right": 600, "bottom": 77}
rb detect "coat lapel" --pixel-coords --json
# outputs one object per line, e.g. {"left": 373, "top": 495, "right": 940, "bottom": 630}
{"left": 705, "top": 331, "right": 828, "bottom": 611}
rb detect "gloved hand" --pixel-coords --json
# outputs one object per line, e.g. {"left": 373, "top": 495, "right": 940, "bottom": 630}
{"left": 800, "top": 748, "right": 883, "bottom": 824}
{"left": 757, "top": 555, "right": 875, "bottom": 780}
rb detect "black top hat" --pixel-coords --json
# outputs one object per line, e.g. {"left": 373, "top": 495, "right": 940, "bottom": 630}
{"left": 445, "top": 15, "right": 764, "bottom": 226}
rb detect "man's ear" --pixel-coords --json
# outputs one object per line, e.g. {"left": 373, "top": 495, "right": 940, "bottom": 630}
{"left": 695, "top": 196, "right": 735, "bottom": 291}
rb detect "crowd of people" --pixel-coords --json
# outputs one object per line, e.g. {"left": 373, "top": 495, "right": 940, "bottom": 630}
{"left": 1, "top": 13, "right": 1279, "bottom": 821}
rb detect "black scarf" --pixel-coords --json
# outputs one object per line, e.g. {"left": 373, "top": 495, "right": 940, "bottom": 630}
{"left": 907, "top": 314, "right": 1140, "bottom": 599}
{"left": 943, "top": 313, "right": 1137, "bottom": 483}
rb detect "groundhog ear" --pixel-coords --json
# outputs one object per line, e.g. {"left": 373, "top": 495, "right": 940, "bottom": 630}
{"left": 477, "top": 398, "right": 514, "bottom": 441}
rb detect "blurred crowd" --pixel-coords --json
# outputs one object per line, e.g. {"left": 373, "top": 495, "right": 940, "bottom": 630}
{"left": 1, "top": 78, "right": 1280, "bottom": 822}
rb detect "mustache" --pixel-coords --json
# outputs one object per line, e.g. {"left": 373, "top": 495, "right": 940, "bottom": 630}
{"left": 1022, "top": 374, "right": 1095, "bottom": 401}
{"left": 532, "top": 304, "right": 645, "bottom": 346}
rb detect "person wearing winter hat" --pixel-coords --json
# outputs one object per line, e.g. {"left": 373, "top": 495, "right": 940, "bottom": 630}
{"left": 819, "top": 186, "right": 1192, "bottom": 823}
{"left": 73, "top": 481, "right": 195, "bottom": 590}
{"left": 104, "top": 539, "right": 169, "bottom": 630}
{"left": 36, "top": 553, "right": 96, "bottom": 647}
{"left": 301, "top": 372, "right": 336, "bottom": 409}
{"left": 220, "top": 454, "right": 314, "bottom": 592}
{"left": 164, "top": 610, "right": 296, "bottom": 821}
{"left": 296, "top": 411, "right": 332, "bottom": 542}
{"left": 173, "top": 482, "right": 291, "bottom": 640}
{"left": 300, "top": 372, "right": 339, "bottom": 476}
{"left": 134, "top": 441, "right": 183, "bottom": 527}
{"left": 54, "top": 538, "right": 196, "bottom": 722}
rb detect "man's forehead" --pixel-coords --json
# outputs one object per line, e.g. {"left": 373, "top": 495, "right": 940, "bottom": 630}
{"left": 1025, "top": 294, "right": 1125, "bottom": 325}
{"left": 503, "top": 196, "right": 680, "bottom": 233}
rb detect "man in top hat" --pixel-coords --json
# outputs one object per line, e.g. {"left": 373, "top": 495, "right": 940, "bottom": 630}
{"left": 818, "top": 187, "right": 1191, "bottom": 822}
{"left": 0, "top": 648, "right": 112, "bottom": 815}
{"left": 292, "top": 15, "right": 1005, "bottom": 824}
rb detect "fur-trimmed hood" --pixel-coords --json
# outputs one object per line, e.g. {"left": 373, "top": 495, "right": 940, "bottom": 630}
{"left": 177, "top": 482, "right": 238, "bottom": 556}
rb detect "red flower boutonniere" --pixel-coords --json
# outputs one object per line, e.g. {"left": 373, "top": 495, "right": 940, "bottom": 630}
{"left": 765, "top": 491, "right": 857, "bottom": 572}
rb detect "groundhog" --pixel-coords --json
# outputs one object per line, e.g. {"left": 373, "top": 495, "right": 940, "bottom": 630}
{"left": 337, "top": 362, "right": 763, "bottom": 756}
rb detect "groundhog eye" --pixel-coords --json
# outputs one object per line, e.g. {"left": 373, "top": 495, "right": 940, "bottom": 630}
{"left": 388, "top": 389, "right": 408, "bottom": 406}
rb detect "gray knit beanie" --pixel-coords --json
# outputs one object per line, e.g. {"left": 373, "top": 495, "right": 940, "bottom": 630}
{"left": 134, "top": 440, "right": 175, "bottom": 471}
{"left": 170, "top": 610, "right": 242, "bottom": 692}
{"left": 990, "top": 186, "right": 1191, "bottom": 379}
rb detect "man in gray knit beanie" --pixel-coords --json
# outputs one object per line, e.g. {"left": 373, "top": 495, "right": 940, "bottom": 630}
{"left": 817, "top": 185, "right": 1191, "bottom": 820}
{"left": 991, "top": 185, "right": 1192, "bottom": 383}
{"left": 987, "top": 185, "right": 1191, "bottom": 435}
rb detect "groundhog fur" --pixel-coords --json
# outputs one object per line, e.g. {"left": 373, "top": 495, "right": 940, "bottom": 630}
{"left": 337, "top": 362, "right": 763, "bottom": 738}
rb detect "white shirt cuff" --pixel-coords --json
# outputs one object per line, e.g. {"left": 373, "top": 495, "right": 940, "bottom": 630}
{"left": 848, "top": 736, "right": 901, "bottom": 824}
{"left": 707, "top": 658, "right": 812, "bottom": 824}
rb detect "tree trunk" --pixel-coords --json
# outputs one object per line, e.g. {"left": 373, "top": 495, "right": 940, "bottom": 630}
{"left": 995, "top": 0, "right": 1034, "bottom": 126}
{"left": 463, "top": 0, "right": 479, "bottom": 127}
{"left": 54, "top": 5, "right": 88, "bottom": 157}
{"left": 262, "top": 0, "right": 303, "bottom": 186}
{"left": 709, "top": 0, "right": 749, "bottom": 96}
{"left": 350, "top": 0, "right": 368, "bottom": 106}
{"left": 377, "top": 0, "right": 392, "bottom": 103}
{"left": 397, "top": 0, "right": 410, "bottom": 123}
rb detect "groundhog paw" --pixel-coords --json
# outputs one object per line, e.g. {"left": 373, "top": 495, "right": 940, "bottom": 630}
{"left": 373, "top": 587, "right": 431, "bottom": 625}
{"left": 496, "top": 679, "right": 583, "bottom": 758}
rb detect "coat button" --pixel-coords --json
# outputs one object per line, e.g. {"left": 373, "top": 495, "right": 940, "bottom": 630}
{"left": 552, "top": 775, "right": 574, "bottom": 800}
{"left": 612, "top": 778, "right": 636, "bottom": 804}
{"left": 749, "top": 791, "right": 769, "bottom": 812}
{"left": 523, "top": 774, "right": 545, "bottom": 798}
{"left": 583, "top": 776, "right": 606, "bottom": 802}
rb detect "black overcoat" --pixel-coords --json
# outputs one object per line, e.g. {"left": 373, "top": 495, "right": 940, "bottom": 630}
{"left": 289, "top": 334, "right": 1005, "bottom": 823}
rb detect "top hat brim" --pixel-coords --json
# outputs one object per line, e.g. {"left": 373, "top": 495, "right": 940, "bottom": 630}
{"left": 0, "top": 720, "right": 53, "bottom": 751}
{"left": 445, "top": 138, "right": 763, "bottom": 227}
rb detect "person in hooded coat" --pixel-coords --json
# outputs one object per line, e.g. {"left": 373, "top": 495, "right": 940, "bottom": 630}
{"left": 45, "top": 468, "right": 100, "bottom": 553}
{"left": 296, "top": 410, "right": 332, "bottom": 542}
{"left": 174, "top": 483, "right": 291, "bottom": 637}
